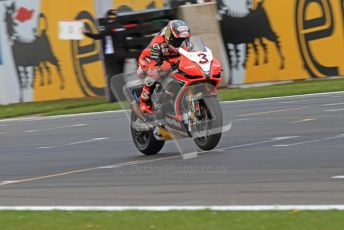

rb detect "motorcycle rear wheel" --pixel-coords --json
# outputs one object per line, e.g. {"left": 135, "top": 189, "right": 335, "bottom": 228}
{"left": 193, "top": 97, "right": 223, "bottom": 151}
{"left": 130, "top": 111, "right": 165, "bottom": 155}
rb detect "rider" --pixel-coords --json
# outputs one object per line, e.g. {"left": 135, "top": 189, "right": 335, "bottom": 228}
{"left": 138, "top": 20, "right": 191, "bottom": 113}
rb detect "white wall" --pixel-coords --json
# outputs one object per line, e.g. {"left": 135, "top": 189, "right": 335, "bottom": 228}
{"left": 0, "top": 34, "right": 4, "bottom": 104}
{"left": 94, "top": 0, "right": 113, "bottom": 18}
{"left": 178, "top": 2, "right": 230, "bottom": 86}
{"left": 0, "top": 0, "right": 41, "bottom": 104}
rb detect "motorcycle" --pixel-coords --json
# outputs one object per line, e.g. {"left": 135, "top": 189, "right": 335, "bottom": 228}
{"left": 115, "top": 37, "right": 224, "bottom": 155}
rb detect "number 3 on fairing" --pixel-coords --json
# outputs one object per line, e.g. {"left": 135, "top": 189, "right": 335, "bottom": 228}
{"left": 198, "top": 53, "right": 208, "bottom": 64}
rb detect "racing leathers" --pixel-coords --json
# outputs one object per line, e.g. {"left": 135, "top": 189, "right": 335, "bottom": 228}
{"left": 138, "top": 27, "right": 180, "bottom": 113}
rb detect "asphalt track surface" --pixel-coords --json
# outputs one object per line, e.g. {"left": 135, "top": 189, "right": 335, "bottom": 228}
{"left": 0, "top": 92, "right": 344, "bottom": 206}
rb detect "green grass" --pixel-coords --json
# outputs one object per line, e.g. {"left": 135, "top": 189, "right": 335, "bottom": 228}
{"left": 0, "top": 210, "right": 343, "bottom": 230}
{"left": 44, "top": 101, "right": 124, "bottom": 116}
{"left": 0, "top": 97, "right": 120, "bottom": 119}
{"left": 1, "top": 78, "right": 344, "bottom": 119}
{"left": 219, "top": 77, "right": 344, "bottom": 101}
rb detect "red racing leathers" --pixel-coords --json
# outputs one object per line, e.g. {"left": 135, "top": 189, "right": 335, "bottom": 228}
{"left": 137, "top": 28, "right": 180, "bottom": 113}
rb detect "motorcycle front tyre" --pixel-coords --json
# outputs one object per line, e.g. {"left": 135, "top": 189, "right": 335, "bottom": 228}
{"left": 130, "top": 111, "right": 165, "bottom": 155}
{"left": 194, "top": 97, "right": 223, "bottom": 151}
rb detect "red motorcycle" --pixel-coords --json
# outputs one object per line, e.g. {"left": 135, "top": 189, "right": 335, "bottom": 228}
{"left": 124, "top": 37, "right": 223, "bottom": 155}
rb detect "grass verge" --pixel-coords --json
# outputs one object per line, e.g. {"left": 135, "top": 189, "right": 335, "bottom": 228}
{"left": 0, "top": 210, "right": 343, "bottom": 230}
{"left": 0, "top": 97, "right": 120, "bottom": 119}
{"left": 1, "top": 78, "right": 343, "bottom": 119}
{"left": 218, "top": 77, "right": 344, "bottom": 101}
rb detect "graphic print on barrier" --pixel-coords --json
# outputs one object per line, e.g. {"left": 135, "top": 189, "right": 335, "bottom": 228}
{"left": 217, "top": 0, "right": 285, "bottom": 73}
{"left": 4, "top": 2, "right": 64, "bottom": 102}
{"left": 217, "top": 0, "right": 344, "bottom": 84}
{"left": 342, "top": 0, "right": 344, "bottom": 23}
{"left": 0, "top": 0, "right": 166, "bottom": 103}
{"left": 113, "top": 0, "right": 164, "bottom": 12}
{"left": 295, "top": 0, "right": 339, "bottom": 77}
{"left": 295, "top": 0, "right": 343, "bottom": 78}
{"left": 35, "top": 0, "right": 107, "bottom": 101}
{"left": 71, "top": 10, "right": 104, "bottom": 97}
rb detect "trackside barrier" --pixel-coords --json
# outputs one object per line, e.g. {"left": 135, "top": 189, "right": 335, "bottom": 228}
{"left": 0, "top": 0, "right": 165, "bottom": 104}
{"left": 2, "top": 0, "right": 342, "bottom": 104}
{"left": 216, "top": 0, "right": 344, "bottom": 85}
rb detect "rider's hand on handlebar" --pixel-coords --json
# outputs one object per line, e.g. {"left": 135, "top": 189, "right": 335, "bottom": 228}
{"left": 161, "top": 61, "right": 172, "bottom": 71}
{"left": 169, "top": 58, "right": 180, "bottom": 68}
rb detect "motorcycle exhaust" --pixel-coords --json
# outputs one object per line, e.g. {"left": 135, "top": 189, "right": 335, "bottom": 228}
{"left": 153, "top": 127, "right": 183, "bottom": 141}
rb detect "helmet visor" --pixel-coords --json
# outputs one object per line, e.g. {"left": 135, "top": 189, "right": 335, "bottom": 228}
{"left": 169, "top": 37, "right": 185, "bottom": 49}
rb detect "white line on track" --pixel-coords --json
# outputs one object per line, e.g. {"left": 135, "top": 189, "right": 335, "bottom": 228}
{"left": 237, "top": 107, "right": 309, "bottom": 117}
{"left": 291, "top": 118, "right": 316, "bottom": 124}
{"left": 36, "top": 137, "right": 109, "bottom": 149}
{"left": 217, "top": 136, "right": 299, "bottom": 151}
{"left": 182, "top": 152, "right": 198, "bottom": 160}
{"left": 278, "top": 100, "right": 301, "bottom": 104}
{"left": 0, "top": 136, "right": 298, "bottom": 187}
{"left": 214, "top": 149, "right": 226, "bottom": 152}
{"left": 332, "top": 175, "right": 344, "bottom": 179}
{"left": 274, "top": 134, "right": 344, "bottom": 147}
{"left": 0, "top": 155, "right": 182, "bottom": 187}
{"left": 323, "top": 102, "right": 344, "bottom": 106}
{"left": 95, "top": 159, "right": 175, "bottom": 169}
{"left": 324, "top": 108, "right": 344, "bottom": 112}
{"left": 0, "top": 181, "right": 18, "bottom": 186}
{"left": 234, "top": 118, "right": 257, "bottom": 121}
{"left": 278, "top": 99, "right": 317, "bottom": 104}
{"left": 0, "top": 110, "right": 127, "bottom": 123}
{"left": 0, "top": 205, "right": 344, "bottom": 211}
{"left": 222, "top": 91, "right": 344, "bottom": 104}
{"left": 24, "top": 124, "right": 87, "bottom": 133}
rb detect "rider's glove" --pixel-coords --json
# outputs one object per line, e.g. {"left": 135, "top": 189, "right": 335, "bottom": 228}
{"left": 169, "top": 58, "right": 180, "bottom": 67}
{"left": 161, "top": 61, "right": 172, "bottom": 71}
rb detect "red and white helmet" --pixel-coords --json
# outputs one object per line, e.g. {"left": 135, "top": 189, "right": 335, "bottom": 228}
{"left": 165, "top": 20, "right": 191, "bottom": 52}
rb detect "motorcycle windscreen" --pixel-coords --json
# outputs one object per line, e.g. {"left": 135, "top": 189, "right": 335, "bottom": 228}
{"left": 110, "top": 73, "right": 233, "bottom": 159}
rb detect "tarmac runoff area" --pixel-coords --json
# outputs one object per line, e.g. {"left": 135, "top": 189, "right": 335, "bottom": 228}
{"left": 0, "top": 91, "right": 344, "bottom": 209}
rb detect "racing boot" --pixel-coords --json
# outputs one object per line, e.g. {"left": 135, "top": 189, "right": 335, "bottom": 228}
{"left": 139, "top": 84, "right": 153, "bottom": 113}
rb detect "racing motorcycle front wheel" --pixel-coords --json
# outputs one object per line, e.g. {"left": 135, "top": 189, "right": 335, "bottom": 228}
{"left": 130, "top": 110, "right": 165, "bottom": 155}
{"left": 193, "top": 96, "right": 223, "bottom": 151}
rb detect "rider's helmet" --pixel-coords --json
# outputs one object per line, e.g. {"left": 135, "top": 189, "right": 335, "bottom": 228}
{"left": 165, "top": 20, "right": 191, "bottom": 52}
